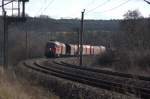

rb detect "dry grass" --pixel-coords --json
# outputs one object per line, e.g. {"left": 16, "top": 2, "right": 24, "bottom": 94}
{"left": 0, "top": 66, "right": 59, "bottom": 99}
{"left": 94, "top": 49, "right": 150, "bottom": 76}
{"left": 65, "top": 49, "right": 150, "bottom": 76}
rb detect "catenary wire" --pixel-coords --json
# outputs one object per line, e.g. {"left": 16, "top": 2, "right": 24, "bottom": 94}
{"left": 85, "top": 0, "right": 110, "bottom": 14}
{"left": 98, "top": 0, "right": 130, "bottom": 14}
{"left": 0, "top": 0, "right": 15, "bottom": 7}
{"left": 85, "top": 0, "right": 130, "bottom": 18}
{"left": 84, "top": 0, "right": 97, "bottom": 9}
{"left": 35, "top": 0, "right": 47, "bottom": 16}
{"left": 40, "top": 0, "right": 55, "bottom": 15}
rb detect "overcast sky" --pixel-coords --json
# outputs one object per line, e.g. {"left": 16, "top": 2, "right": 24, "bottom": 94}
{"left": 1, "top": 0, "right": 150, "bottom": 19}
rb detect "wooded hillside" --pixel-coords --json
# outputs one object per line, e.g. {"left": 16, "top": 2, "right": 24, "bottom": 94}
{"left": 0, "top": 16, "right": 150, "bottom": 64}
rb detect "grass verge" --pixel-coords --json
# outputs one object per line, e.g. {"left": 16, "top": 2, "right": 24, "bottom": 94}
{"left": 0, "top": 66, "right": 59, "bottom": 99}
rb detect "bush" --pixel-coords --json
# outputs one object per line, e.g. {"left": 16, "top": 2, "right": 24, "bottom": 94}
{"left": 96, "top": 48, "right": 150, "bottom": 75}
{"left": 97, "top": 48, "right": 116, "bottom": 65}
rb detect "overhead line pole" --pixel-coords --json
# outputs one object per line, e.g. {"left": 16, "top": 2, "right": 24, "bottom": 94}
{"left": 144, "top": 0, "right": 150, "bottom": 4}
{"left": 22, "top": 1, "right": 26, "bottom": 18}
{"left": 80, "top": 9, "right": 85, "bottom": 66}
{"left": 3, "top": 12, "right": 8, "bottom": 68}
{"left": 1, "top": 0, "right": 29, "bottom": 68}
{"left": 77, "top": 28, "right": 80, "bottom": 57}
{"left": 2, "top": 0, "right": 8, "bottom": 68}
{"left": 26, "top": 31, "right": 28, "bottom": 59}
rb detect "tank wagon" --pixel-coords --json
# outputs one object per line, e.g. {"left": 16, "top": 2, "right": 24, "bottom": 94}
{"left": 45, "top": 41, "right": 106, "bottom": 58}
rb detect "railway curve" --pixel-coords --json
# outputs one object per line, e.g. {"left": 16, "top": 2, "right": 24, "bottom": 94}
{"left": 17, "top": 58, "right": 150, "bottom": 99}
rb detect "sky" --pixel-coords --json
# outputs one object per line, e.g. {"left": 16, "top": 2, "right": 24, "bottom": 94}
{"left": 1, "top": 0, "right": 150, "bottom": 19}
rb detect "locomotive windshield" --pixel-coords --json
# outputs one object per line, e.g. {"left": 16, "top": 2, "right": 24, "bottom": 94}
{"left": 46, "top": 42, "right": 55, "bottom": 48}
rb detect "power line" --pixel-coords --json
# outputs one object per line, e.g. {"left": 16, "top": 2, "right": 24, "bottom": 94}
{"left": 89, "top": 0, "right": 96, "bottom": 5}
{"left": 0, "top": 0, "right": 15, "bottom": 7}
{"left": 86, "top": 0, "right": 130, "bottom": 15}
{"left": 84, "top": 0, "right": 97, "bottom": 9}
{"left": 85, "top": 0, "right": 110, "bottom": 14}
{"left": 99, "top": 0, "right": 130, "bottom": 13}
{"left": 40, "top": 0, "right": 55, "bottom": 15}
{"left": 35, "top": 0, "right": 47, "bottom": 16}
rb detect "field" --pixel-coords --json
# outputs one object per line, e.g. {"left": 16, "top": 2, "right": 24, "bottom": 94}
{"left": 0, "top": 66, "right": 59, "bottom": 99}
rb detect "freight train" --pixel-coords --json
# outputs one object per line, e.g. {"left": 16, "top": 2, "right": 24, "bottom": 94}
{"left": 45, "top": 41, "right": 106, "bottom": 58}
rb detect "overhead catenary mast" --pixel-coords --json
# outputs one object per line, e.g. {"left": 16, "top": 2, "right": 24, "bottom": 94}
{"left": 1, "top": 0, "right": 29, "bottom": 68}
{"left": 144, "top": 0, "right": 150, "bottom": 4}
{"left": 80, "top": 9, "right": 85, "bottom": 66}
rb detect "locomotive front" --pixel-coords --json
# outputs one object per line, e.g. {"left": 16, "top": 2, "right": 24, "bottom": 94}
{"left": 45, "top": 41, "right": 57, "bottom": 57}
{"left": 45, "top": 41, "right": 66, "bottom": 58}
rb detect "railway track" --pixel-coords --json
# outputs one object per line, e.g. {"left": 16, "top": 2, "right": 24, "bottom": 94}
{"left": 21, "top": 58, "right": 150, "bottom": 99}
{"left": 52, "top": 59, "right": 150, "bottom": 81}
{"left": 45, "top": 60, "right": 150, "bottom": 87}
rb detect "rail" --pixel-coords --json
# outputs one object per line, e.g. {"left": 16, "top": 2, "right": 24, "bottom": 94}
{"left": 22, "top": 59, "right": 150, "bottom": 99}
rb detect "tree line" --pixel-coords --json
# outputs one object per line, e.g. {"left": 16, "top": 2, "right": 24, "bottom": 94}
{"left": 0, "top": 9, "right": 150, "bottom": 65}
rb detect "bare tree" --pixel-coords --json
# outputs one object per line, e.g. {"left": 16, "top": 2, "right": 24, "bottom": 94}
{"left": 119, "top": 10, "right": 146, "bottom": 49}
{"left": 123, "top": 9, "right": 143, "bottom": 19}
